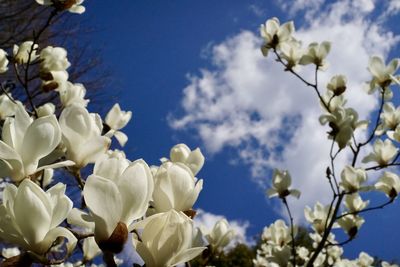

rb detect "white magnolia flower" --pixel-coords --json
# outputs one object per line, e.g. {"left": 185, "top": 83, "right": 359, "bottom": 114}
{"left": 79, "top": 158, "right": 153, "bottom": 252}
{"left": 279, "top": 40, "right": 303, "bottom": 69}
{"left": 13, "top": 41, "right": 38, "bottom": 64}
{"left": 205, "top": 219, "right": 235, "bottom": 249}
{"left": 375, "top": 171, "right": 400, "bottom": 198}
{"left": 59, "top": 105, "right": 110, "bottom": 168}
{"left": 0, "top": 94, "right": 19, "bottom": 120}
{"left": 305, "top": 202, "right": 337, "bottom": 233}
{"left": 299, "top": 41, "right": 331, "bottom": 70}
{"left": 368, "top": 56, "right": 399, "bottom": 91}
{"left": 320, "top": 107, "right": 367, "bottom": 149}
{"left": 35, "top": 0, "right": 85, "bottom": 14}
{"left": 261, "top": 220, "right": 294, "bottom": 248}
{"left": 152, "top": 161, "right": 203, "bottom": 213}
{"left": 104, "top": 104, "right": 132, "bottom": 147}
{"left": 357, "top": 252, "right": 374, "bottom": 267}
{"left": 0, "top": 104, "right": 73, "bottom": 181}
{"left": 132, "top": 210, "right": 206, "bottom": 267}
{"left": 337, "top": 214, "right": 364, "bottom": 238}
{"left": 344, "top": 193, "right": 369, "bottom": 213}
{"left": 377, "top": 103, "right": 400, "bottom": 135}
{"left": 0, "top": 180, "right": 76, "bottom": 255}
{"left": 0, "top": 49, "right": 9, "bottom": 73}
{"left": 40, "top": 46, "right": 70, "bottom": 72}
{"left": 58, "top": 82, "right": 89, "bottom": 107}
{"left": 362, "top": 139, "right": 398, "bottom": 166}
{"left": 267, "top": 169, "right": 300, "bottom": 199}
{"left": 340, "top": 166, "right": 367, "bottom": 193}
{"left": 169, "top": 143, "right": 205, "bottom": 175}
{"left": 327, "top": 75, "right": 347, "bottom": 96}
{"left": 260, "top": 17, "right": 294, "bottom": 56}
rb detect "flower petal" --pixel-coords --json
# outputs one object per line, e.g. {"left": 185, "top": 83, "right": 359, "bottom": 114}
{"left": 84, "top": 175, "right": 122, "bottom": 241}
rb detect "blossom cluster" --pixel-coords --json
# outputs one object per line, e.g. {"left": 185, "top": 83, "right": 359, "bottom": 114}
{"left": 256, "top": 17, "right": 400, "bottom": 266}
{"left": 0, "top": 2, "right": 238, "bottom": 267}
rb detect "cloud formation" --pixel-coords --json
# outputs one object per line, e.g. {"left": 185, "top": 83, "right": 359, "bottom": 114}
{"left": 170, "top": 0, "right": 399, "bottom": 220}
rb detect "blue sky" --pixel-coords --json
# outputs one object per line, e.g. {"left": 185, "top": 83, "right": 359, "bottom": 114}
{"left": 83, "top": 0, "right": 400, "bottom": 261}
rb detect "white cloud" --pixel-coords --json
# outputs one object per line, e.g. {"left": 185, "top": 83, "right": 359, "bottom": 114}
{"left": 170, "top": 1, "right": 399, "bottom": 221}
{"left": 194, "top": 209, "right": 251, "bottom": 246}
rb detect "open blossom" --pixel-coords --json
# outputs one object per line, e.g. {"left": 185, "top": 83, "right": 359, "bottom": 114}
{"left": 279, "top": 40, "right": 303, "bottom": 69}
{"left": 169, "top": 143, "right": 205, "bottom": 175}
{"left": 77, "top": 157, "right": 153, "bottom": 252}
{"left": 327, "top": 75, "right": 347, "bottom": 96}
{"left": 0, "top": 49, "right": 8, "bottom": 73}
{"left": 344, "top": 193, "right": 369, "bottom": 213}
{"left": 152, "top": 161, "right": 203, "bottom": 213}
{"left": 367, "top": 56, "right": 399, "bottom": 92}
{"left": 0, "top": 180, "right": 76, "bottom": 256}
{"left": 35, "top": 0, "right": 85, "bottom": 14}
{"left": 13, "top": 41, "right": 38, "bottom": 64}
{"left": 320, "top": 107, "right": 367, "bottom": 149}
{"left": 375, "top": 171, "right": 400, "bottom": 198}
{"left": 340, "top": 166, "right": 367, "bottom": 193}
{"left": 0, "top": 104, "right": 73, "bottom": 181}
{"left": 205, "top": 219, "right": 235, "bottom": 250}
{"left": 104, "top": 104, "right": 132, "bottom": 146}
{"left": 260, "top": 17, "right": 294, "bottom": 56}
{"left": 299, "top": 41, "right": 331, "bottom": 70}
{"left": 59, "top": 104, "right": 110, "bottom": 168}
{"left": 132, "top": 210, "right": 206, "bottom": 267}
{"left": 255, "top": 220, "right": 294, "bottom": 267}
{"left": 338, "top": 214, "right": 364, "bottom": 238}
{"left": 377, "top": 102, "right": 400, "bottom": 135}
{"left": 362, "top": 139, "right": 398, "bottom": 166}
{"left": 305, "top": 202, "right": 337, "bottom": 233}
{"left": 267, "top": 169, "right": 300, "bottom": 199}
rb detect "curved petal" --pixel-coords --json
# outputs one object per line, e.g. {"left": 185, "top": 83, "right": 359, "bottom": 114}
{"left": 14, "top": 180, "right": 52, "bottom": 246}
{"left": 13, "top": 104, "right": 32, "bottom": 152}
{"left": 114, "top": 130, "right": 128, "bottom": 147}
{"left": 75, "top": 136, "right": 111, "bottom": 167}
{"left": 169, "top": 247, "right": 206, "bottom": 266}
{"left": 47, "top": 183, "right": 73, "bottom": 229}
{"left": 94, "top": 157, "right": 128, "bottom": 182}
{"left": 36, "top": 227, "right": 77, "bottom": 255}
{"left": 21, "top": 115, "right": 61, "bottom": 175}
{"left": 67, "top": 208, "right": 94, "bottom": 231}
{"left": 84, "top": 175, "right": 122, "bottom": 241}
{"left": 36, "top": 160, "right": 75, "bottom": 172}
{"left": 118, "top": 159, "right": 153, "bottom": 224}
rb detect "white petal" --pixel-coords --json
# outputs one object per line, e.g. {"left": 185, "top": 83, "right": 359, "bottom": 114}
{"left": 84, "top": 175, "right": 122, "bottom": 241}
{"left": 118, "top": 160, "right": 153, "bottom": 224}
{"left": 114, "top": 130, "right": 128, "bottom": 147}
{"left": 14, "top": 180, "right": 52, "bottom": 245}
{"left": 21, "top": 115, "right": 61, "bottom": 175}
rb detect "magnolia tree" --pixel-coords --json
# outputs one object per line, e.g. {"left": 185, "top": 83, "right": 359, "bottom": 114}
{"left": 253, "top": 18, "right": 400, "bottom": 267}
{"left": 0, "top": 1, "right": 239, "bottom": 267}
